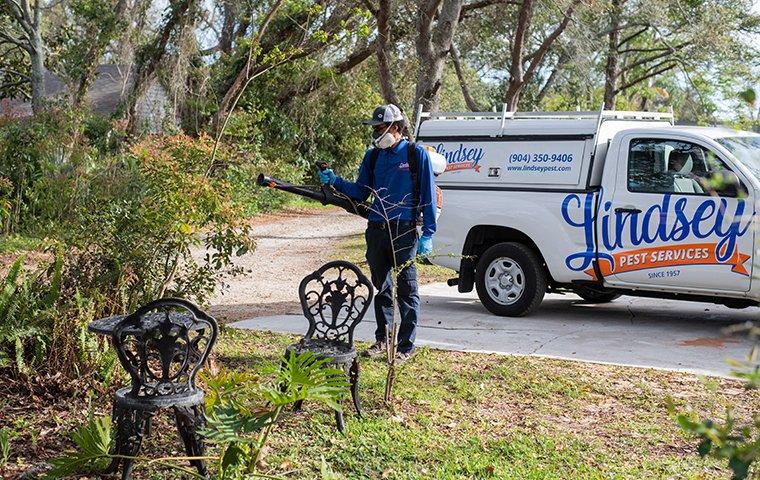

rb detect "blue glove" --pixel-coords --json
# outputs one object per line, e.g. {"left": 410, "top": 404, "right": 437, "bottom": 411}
{"left": 417, "top": 235, "right": 433, "bottom": 256}
{"left": 318, "top": 168, "right": 337, "bottom": 185}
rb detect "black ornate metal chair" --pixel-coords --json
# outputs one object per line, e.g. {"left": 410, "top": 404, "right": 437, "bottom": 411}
{"left": 285, "top": 261, "right": 373, "bottom": 431}
{"left": 107, "top": 298, "right": 217, "bottom": 480}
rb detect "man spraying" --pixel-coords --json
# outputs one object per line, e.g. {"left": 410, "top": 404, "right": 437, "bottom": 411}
{"left": 317, "top": 104, "right": 437, "bottom": 363}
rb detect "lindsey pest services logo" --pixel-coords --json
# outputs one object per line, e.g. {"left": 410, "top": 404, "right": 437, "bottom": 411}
{"left": 561, "top": 192, "right": 752, "bottom": 280}
{"left": 435, "top": 143, "right": 484, "bottom": 173}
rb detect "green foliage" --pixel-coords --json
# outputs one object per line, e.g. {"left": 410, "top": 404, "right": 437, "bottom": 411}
{"left": 0, "top": 109, "right": 83, "bottom": 235}
{"left": 677, "top": 326, "right": 760, "bottom": 479}
{"left": 52, "top": 352, "right": 346, "bottom": 479}
{"left": 676, "top": 408, "right": 760, "bottom": 480}
{"left": 0, "top": 428, "right": 10, "bottom": 468}
{"left": 59, "top": 133, "right": 254, "bottom": 314}
{"left": 0, "top": 255, "right": 58, "bottom": 375}
{"left": 47, "top": 413, "right": 112, "bottom": 478}
{"left": 204, "top": 352, "right": 347, "bottom": 478}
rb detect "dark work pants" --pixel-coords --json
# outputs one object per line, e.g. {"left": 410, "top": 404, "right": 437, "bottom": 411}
{"left": 365, "top": 221, "right": 420, "bottom": 354}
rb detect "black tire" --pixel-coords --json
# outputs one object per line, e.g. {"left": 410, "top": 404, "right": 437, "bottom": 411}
{"left": 475, "top": 242, "right": 546, "bottom": 317}
{"left": 572, "top": 286, "right": 621, "bottom": 303}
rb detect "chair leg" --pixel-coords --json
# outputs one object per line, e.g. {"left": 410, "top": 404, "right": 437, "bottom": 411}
{"left": 103, "top": 402, "right": 122, "bottom": 474}
{"left": 115, "top": 407, "right": 151, "bottom": 480}
{"left": 334, "top": 409, "right": 345, "bottom": 432}
{"left": 349, "top": 357, "right": 362, "bottom": 418}
{"left": 174, "top": 405, "right": 208, "bottom": 477}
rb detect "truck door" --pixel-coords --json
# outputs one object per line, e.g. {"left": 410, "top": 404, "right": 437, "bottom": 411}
{"left": 599, "top": 135, "right": 754, "bottom": 293}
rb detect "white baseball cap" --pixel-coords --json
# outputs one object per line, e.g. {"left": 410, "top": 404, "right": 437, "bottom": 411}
{"left": 362, "top": 104, "right": 405, "bottom": 126}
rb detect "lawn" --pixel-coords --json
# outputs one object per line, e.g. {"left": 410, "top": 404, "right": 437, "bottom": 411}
{"left": 4, "top": 329, "right": 756, "bottom": 479}
{"left": 336, "top": 233, "right": 454, "bottom": 284}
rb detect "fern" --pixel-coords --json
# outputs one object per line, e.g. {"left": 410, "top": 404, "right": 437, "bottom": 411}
{"left": 202, "top": 352, "right": 348, "bottom": 477}
{"left": 47, "top": 414, "right": 112, "bottom": 478}
{"left": 0, "top": 428, "right": 10, "bottom": 467}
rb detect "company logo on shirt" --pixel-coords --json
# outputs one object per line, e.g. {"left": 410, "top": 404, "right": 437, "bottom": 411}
{"left": 435, "top": 143, "right": 484, "bottom": 173}
{"left": 398, "top": 162, "right": 410, "bottom": 171}
{"left": 560, "top": 191, "right": 752, "bottom": 279}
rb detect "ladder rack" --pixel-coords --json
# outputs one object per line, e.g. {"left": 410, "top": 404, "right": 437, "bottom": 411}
{"left": 412, "top": 103, "right": 675, "bottom": 138}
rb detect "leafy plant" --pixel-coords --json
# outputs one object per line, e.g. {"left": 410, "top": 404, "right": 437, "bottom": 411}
{"left": 47, "top": 413, "right": 112, "bottom": 478}
{"left": 50, "top": 352, "right": 347, "bottom": 479}
{"left": 0, "top": 254, "right": 60, "bottom": 376}
{"left": 676, "top": 409, "right": 760, "bottom": 480}
{"left": 677, "top": 327, "right": 760, "bottom": 479}
{"left": 204, "top": 351, "right": 347, "bottom": 478}
{"left": 0, "top": 428, "right": 11, "bottom": 468}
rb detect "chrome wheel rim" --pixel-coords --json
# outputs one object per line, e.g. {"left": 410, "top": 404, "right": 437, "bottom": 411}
{"left": 484, "top": 257, "right": 525, "bottom": 305}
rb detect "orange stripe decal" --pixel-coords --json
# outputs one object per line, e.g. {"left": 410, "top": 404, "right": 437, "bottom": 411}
{"left": 584, "top": 243, "right": 750, "bottom": 278}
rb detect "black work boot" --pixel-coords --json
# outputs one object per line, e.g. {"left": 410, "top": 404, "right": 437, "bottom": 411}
{"left": 362, "top": 341, "right": 386, "bottom": 358}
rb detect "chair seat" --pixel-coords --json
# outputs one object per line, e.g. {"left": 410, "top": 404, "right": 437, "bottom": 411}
{"left": 115, "top": 386, "right": 205, "bottom": 410}
{"left": 286, "top": 338, "right": 357, "bottom": 364}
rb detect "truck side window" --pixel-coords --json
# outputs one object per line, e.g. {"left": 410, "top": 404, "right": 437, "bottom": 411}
{"left": 627, "top": 139, "right": 746, "bottom": 197}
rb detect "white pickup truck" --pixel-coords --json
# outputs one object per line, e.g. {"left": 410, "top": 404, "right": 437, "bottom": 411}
{"left": 413, "top": 108, "right": 760, "bottom": 316}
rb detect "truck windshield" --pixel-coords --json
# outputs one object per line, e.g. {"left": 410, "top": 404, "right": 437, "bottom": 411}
{"left": 716, "top": 136, "right": 760, "bottom": 176}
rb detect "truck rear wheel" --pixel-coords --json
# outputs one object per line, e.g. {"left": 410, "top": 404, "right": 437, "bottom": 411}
{"left": 475, "top": 242, "right": 546, "bottom": 317}
{"left": 572, "top": 286, "right": 621, "bottom": 303}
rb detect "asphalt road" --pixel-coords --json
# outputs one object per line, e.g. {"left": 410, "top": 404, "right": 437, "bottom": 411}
{"left": 231, "top": 283, "right": 758, "bottom": 377}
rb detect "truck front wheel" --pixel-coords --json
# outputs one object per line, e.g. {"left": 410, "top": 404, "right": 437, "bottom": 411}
{"left": 475, "top": 242, "right": 546, "bottom": 317}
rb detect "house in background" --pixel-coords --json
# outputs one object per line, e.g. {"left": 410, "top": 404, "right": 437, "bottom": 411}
{"left": 0, "top": 65, "right": 177, "bottom": 133}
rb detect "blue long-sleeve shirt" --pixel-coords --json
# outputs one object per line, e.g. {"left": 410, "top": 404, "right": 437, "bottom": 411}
{"left": 334, "top": 139, "right": 437, "bottom": 237}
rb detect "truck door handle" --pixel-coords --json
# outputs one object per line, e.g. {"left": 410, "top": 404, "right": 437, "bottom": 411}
{"left": 614, "top": 207, "right": 642, "bottom": 214}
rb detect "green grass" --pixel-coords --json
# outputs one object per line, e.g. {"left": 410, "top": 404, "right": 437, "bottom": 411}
{"left": 211, "top": 330, "right": 756, "bottom": 480}
{"left": 0, "top": 235, "right": 41, "bottom": 254}
{"left": 7, "top": 329, "right": 757, "bottom": 479}
{"left": 334, "top": 233, "right": 455, "bottom": 284}
{"left": 285, "top": 195, "right": 337, "bottom": 211}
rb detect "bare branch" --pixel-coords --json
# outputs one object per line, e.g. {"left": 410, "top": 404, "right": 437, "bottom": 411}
{"left": 0, "top": 68, "right": 30, "bottom": 79}
{"left": 615, "top": 61, "right": 677, "bottom": 93}
{"left": 617, "top": 25, "right": 648, "bottom": 47}
{"left": 620, "top": 42, "right": 689, "bottom": 73}
{"left": 0, "top": 30, "right": 30, "bottom": 50}
{"left": 523, "top": 0, "right": 581, "bottom": 84}
{"left": 0, "top": 80, "right": 27, "bottom": 89}
{"left": 460, "top": 0, "right": 519, "bottom": 15}
{"left": 449, "top": 44, "right": 481, "bottom": 111}
{"left": 618, "top": 46, "right": 670, "bottom": 54}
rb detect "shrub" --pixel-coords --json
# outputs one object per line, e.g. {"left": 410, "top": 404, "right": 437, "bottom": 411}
{"left": 61, "top": 134, "right": 255, "bottom": 315}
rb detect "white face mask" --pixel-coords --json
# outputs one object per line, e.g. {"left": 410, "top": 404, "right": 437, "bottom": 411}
{"left": 372, "top": 124, "right": 396, "bottom": 149}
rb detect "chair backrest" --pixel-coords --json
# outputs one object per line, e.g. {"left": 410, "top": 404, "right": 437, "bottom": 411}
{"left": 299, "top": 261, "right": 374, "bottom": 347}
{"left": 112, "top": 298, "right": 218, "bottom": 398}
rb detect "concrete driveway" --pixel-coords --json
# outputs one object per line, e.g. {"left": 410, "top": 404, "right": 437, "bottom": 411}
{"left": 230, "top": 283, "right": 758, "bottom": 377}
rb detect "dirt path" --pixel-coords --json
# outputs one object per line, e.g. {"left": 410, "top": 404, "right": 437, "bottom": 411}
{"left": 205, "top": 207, "right": 365, "bottom": 322}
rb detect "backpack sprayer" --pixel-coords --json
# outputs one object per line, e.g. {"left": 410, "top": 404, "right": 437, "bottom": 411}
{"left": 256, "top": 146, "right": 447, "bottom": 218}
{"left": 256, "top": 162, "right": 371, "bottom": 218}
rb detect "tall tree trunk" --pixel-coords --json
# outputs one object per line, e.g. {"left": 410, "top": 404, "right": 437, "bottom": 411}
{"left": 503, "top": 0, "right": 533, "bottom": 111}
{"left": 603, "top": 0, "right": 622, "bottom": 110}
{"left": 3, "top": 0, "right": 46, "bottom": 112}
{"left": 29, "top": 22, "right": 45, "bottom": 114}
{"left": 376, "top": 0, "right": 400, "bottom": 105}
{"left": 213, "top": 0, "right": 285, "bottom": 132}
{"left": 413, "top": 0, "right": 464, "bottom": 117}
{"left": 219, "top": 0, "right": 237, "bottom": 55}
{"left": 125, "top": 0, "right": 195, "bottom": 133}
{"left": 73, "top": 0, "right": 129, "bottom": 107}
{"left": 503, "top": 0, "right": 579, "bottom": 111}
{"left": 449, "top": 44, "right": 480, "bottom": 111}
